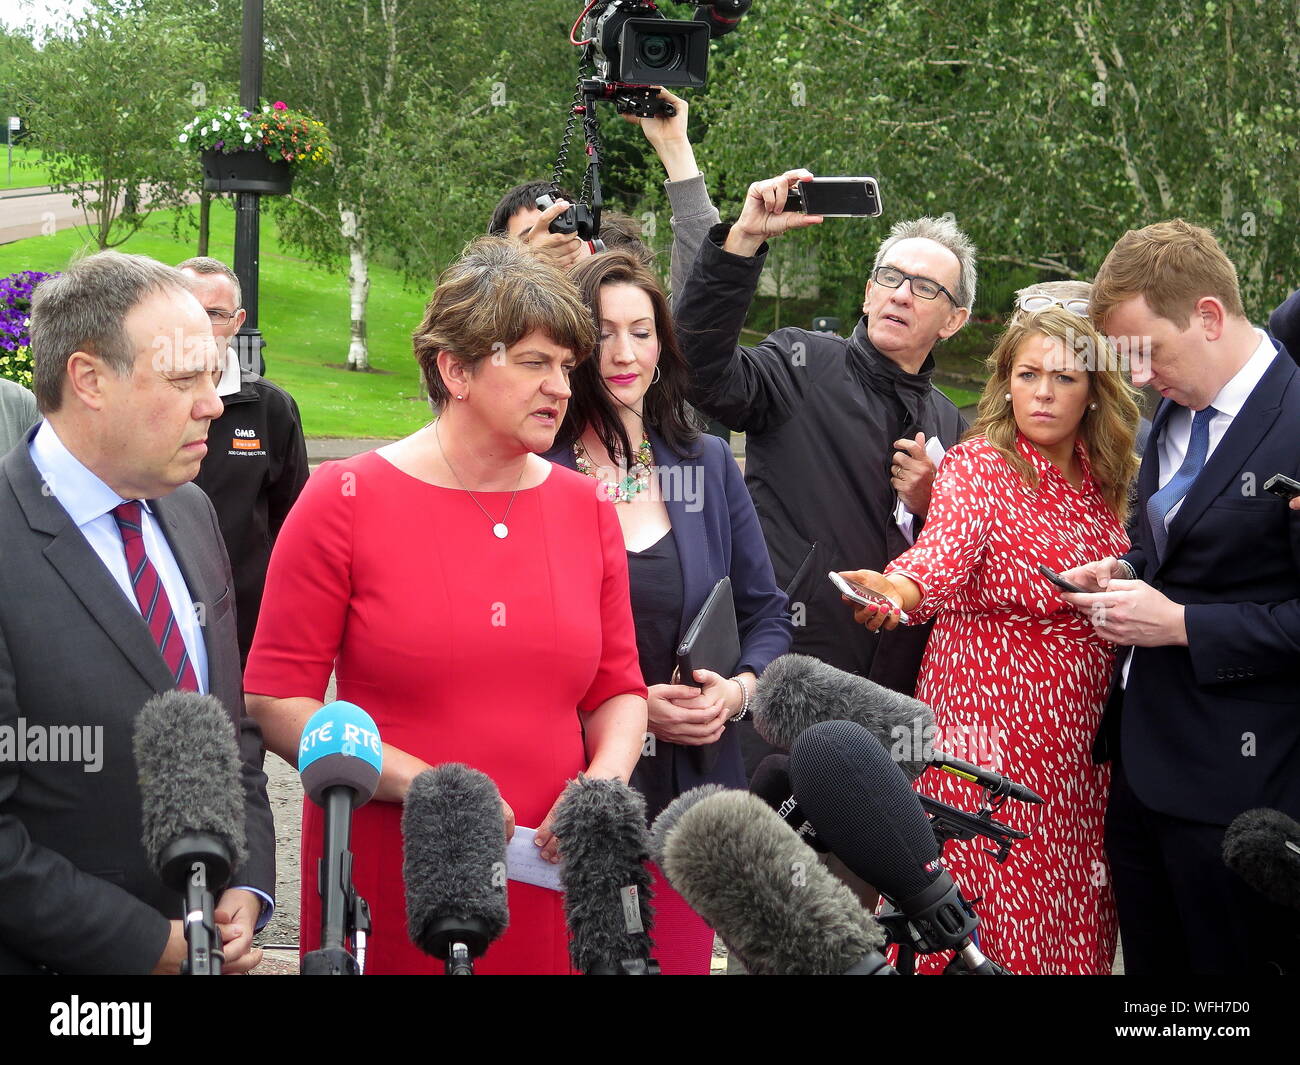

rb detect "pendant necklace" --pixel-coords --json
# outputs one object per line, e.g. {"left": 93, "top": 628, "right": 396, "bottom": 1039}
{"left": 435, "top": 419, "right": 525, "bottom": 539}
{"left": 574, "top": 434, "right": 655, "bottom": 504}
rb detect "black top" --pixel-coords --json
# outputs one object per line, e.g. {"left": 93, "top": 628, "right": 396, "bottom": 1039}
{"left": 626, "top": 530, "right": 684, "bottom": 686}
{"left": 625, "top": 530, "right": 685, "bottom": 820}
{"left": 193, "top": 369, "right": 309, "bottom": 667}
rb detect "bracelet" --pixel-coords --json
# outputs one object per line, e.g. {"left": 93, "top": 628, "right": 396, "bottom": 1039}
{"left": 1116, "top": 560, "right": 1137, "bottom": 581}
{"left": 729, "top": 676, "right": 752, "bottom": 722}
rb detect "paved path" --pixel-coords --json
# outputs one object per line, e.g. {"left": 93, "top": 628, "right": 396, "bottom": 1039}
{"left": 0, "top": 186, "right": 89, "bottom": 245}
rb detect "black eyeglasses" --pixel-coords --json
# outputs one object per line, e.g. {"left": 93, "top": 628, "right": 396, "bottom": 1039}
{"left": 205, "top": 307, "right": 241, "bottom": 321}
{"left": 872, "top": 266, "right": 959, "bottom": 305}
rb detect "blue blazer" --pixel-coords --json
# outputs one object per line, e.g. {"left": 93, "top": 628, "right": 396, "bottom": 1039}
{"left": 1095, "top": 345, "right": 1300, "bottom": 824}
{"left": 548, "top": 426, "right": 792, "bottom": 798}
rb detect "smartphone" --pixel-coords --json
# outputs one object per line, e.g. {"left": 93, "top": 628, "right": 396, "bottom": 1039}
{"left": 1264, "top": 473, "right": 1300, "bottom": 501}
{"left": 786, "top": 178, "right": 883, "bottom": 218}
{"left": 828, "top": 571, "right": 910, "bottom": 624}
{"left": 1037, "top": 563, "right": 1088, "bottom": 594}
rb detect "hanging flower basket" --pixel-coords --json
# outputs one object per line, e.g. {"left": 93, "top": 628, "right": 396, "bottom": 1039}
{"left": 200, "top": 149, "right": 292, "bottom": 195}
{"left": 180, "top": 100, "right": 331, "bottom": 197}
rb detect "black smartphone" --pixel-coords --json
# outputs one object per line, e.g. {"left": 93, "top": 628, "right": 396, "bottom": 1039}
{"left": 786, "top": 178, "right": 883, "bottom": 217}
{"left": 1264, "top": 473, "right": 1300, "bottom": 501}
{"left": 1037, "top": 563, "right": 1087, "bottom": 595}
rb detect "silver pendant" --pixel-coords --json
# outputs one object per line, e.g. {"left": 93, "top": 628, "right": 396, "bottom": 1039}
{"left": 493, "top": 523, "right": 509, "bottom": 539}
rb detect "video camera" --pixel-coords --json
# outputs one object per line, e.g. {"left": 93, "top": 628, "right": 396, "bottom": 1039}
{"left": 541, "top": 2, "right": 752, "bottom": 244}
{"left": 582, "top": 1, "right": 751, "bottom": 117}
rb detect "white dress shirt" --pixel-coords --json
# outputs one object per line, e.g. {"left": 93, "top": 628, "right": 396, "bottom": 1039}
{"left": 28, "top": 420, "right": 210, "bottom": 693}
{"left": 1121, "top": 329, "right": 1278, "bottom": 685}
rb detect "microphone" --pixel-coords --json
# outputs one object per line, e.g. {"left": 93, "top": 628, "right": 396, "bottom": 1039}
{"left": 754, "top": 654, "right": 1044, "bottom": 803}
{"left": 134, "top": 691, "right": 248, "bottom": 975}
{"left": 402, "top": 764, "right": 509, "bottom": 975}
{"left": 753, "top": 654, "right": 933, "bottom": 776}
{"left": 659, "top": 790, "right": 895, "bottom": 974}
{"left": 552, "top": 776, "right": 658, "bottom": 975}
{"left": 648, "top": 783, "right": 728, "bottom": 866}
{"left": 1223, "top": 808, "right": 1300, "bottom": 912}
{"left": 298, "top": 701, "right": 382, "bottom": 975}
{"left": 927, "top": 751, "right": 1045, "bottom": 806}
{"left": 789, "top": 719, "right": 1007, "bottom": 974}
{"left": 749, "top": 754, "right": 828, "bottom": 852}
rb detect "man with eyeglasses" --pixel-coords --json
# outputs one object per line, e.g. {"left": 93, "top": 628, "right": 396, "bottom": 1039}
{"left": 674, "top": 169, "right": 975, "bottom": 752}
{"left": 179, "top": 257, "right": 308, "bottom": 668}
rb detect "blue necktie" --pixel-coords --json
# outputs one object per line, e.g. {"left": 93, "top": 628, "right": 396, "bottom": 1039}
{"left": 1147, "top": 406, "right": 1216, "bottom": 563}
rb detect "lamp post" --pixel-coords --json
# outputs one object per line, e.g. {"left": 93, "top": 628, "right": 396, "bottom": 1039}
{"left": 234, "top": 0, "right": 266, "bottom": 375}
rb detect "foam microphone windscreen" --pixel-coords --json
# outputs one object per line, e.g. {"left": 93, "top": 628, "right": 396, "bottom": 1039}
{"left": 298, "top": 701, "right": 383, "bottom": 808}
{"left": 402, "top": 765, "right": 509, "bottom": 957}
{"left": 134, "top": 690, "right": 248, "bottom": 876}
{"left": 752, "top": 654, "right": 933, "bottom": 777}
{"left": 552, "top": 776, "right": 655, "bottom": 973}
{"left": 648, "top": 784, "right": 728, "bottom": 866}
{"left": 789, "top": 719, "right": 940, "bottom": 899}
{"left": 661, "top": 790, "right": 889, "bottom": 975}
{"left": 1223, "top": 808, "right": 1300, "bottom": 912}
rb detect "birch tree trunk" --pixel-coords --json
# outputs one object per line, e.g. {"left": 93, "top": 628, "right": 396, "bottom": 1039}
{"left": 341, "top": 205, "right": 370, "bottom": 371}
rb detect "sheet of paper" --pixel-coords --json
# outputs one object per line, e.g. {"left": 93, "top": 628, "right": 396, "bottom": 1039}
{"left": 893, "top": 436, "right": 948, "bottom": 544}
{"left": 506, "top": 826, "right": 563, "bottom": 893}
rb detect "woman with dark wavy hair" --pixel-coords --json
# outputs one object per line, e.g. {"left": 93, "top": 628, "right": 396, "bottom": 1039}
{"left": 549, "top": 249, "right": 792, "bottom": 974}
{"left": 838, "top": 305, "right": 1141, "bottom": 975}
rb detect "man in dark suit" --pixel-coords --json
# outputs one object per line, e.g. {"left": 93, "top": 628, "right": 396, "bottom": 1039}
{"left": 1061, "top": 220, "right": 1300, "bottom": 975}
{"left": 0, "top": 251, "right": 275, "bottom": 974}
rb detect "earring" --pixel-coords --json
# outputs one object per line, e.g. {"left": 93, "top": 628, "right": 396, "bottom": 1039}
{"left": 456, "top": 394, "right": 464, "bottom": 401}
{"left": 1004, "top": 392, "right": 1012, "bottom": 402}
{"left": 1089, "top": 402, "right": 1098, "bottom": 410}
{"left": 650, "top": 365, "right": 661, "bottom": 385}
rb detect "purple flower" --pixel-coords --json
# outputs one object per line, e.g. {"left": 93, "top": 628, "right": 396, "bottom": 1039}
{"left": 0, "top": 270, "right": 58, "bottom": 349}
{"left": 215, "top": 140, "right": 225, "bottom": 150}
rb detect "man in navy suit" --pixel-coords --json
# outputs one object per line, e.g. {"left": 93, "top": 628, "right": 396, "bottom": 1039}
{"left": 1062, "top": 220, "right": 1300, "bottom": 975}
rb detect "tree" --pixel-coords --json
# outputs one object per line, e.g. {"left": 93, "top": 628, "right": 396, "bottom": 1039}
{"left": 692, "top": 0, "right": 1299, "bottom": 322}
{"left": 8, "top": 9, "right": 211, "bottom": 249}
{"left": 263, "top": 0, "right": 585, "bottom": 371}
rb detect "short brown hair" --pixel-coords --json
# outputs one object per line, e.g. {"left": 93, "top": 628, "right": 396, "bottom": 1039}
{"left": 412, "top": 237, "right": 597, "bottom": 411}
{"left": 598, "top": 212, "right": 656, "bottom": 266}
{"left": 178, "top": 255, "right": 242, "bottom": 305}
{"left": 30, "top": 251, "right": 189, "bottom": 414}
{"left": 1090, "top": 219, "right": 1245, "bottom": 332}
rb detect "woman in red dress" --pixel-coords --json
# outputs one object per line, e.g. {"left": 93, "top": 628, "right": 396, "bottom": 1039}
{"left": 840, "top": 306, "right": 1140, "bottom": 974}
{"left": 245, "top": 239, "right": 648, "bottom": 974}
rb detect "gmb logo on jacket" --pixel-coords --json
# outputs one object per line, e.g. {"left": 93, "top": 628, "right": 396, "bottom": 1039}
{"left": 229, "top": 427, "right": 266, "bottom": 456}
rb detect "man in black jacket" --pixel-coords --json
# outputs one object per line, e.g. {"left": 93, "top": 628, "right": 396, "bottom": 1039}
{"left": 180, "top": 258, "right": 309, "bottom": 667}
{"left": 674, "top": 170, "right": 975, "bottom": 735}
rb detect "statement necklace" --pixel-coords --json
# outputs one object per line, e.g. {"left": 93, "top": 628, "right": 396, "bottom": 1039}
{"left": 435, "top": 420, "right": 525, "bottom": 539}
{"left": 574, "top": 435, "right": 655, "bottom": 504}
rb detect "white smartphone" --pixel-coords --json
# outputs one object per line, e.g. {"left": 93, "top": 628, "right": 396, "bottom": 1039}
{"left": 828, "top": 571, "right": 910, "bottom": 624}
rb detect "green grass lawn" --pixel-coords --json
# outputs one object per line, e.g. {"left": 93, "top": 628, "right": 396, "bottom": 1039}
{"left": 0, "top": 205, "right": 431, "bottom": 438}
{"left": 0, "top": 145, "right": 53, "bottom": 190}
{"left": 2, "top": 202, "right": 988, "bottom": 436}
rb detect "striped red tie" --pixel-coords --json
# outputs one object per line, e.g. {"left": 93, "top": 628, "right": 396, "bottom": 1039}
{"left": 111, "top": 501, "right": 199, "bottom": 692}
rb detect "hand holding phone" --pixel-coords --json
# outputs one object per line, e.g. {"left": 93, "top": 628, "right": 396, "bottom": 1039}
{"left": 828, "top": 571, "right": 910, "bottom": 626}
{"left": 785, "top": 177, "right": 883, "bottom": 218}
{"left": 1037, "top": 563, "right": 1088, "bottom": 595}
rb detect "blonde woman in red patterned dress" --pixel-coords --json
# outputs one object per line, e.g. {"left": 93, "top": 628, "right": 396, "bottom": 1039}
{"left": 839, "top": 306, "right": 1140, "bottom": 974}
